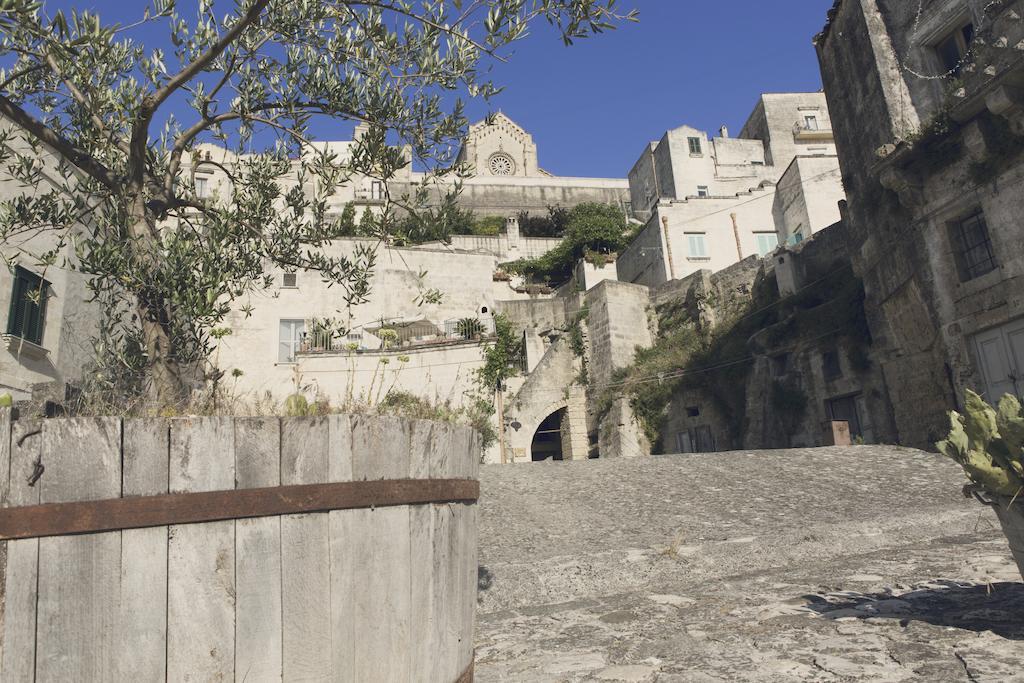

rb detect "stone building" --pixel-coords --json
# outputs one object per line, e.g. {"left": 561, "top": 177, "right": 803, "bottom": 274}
{"left": 815, "top": 0, "right": 1024, "bottom": 447}
{"left": 0, "top": 124, "right": 99, "bottom": 400}
{"left": 617, "top": 94, "right": 846, "bottom": 287}
{"left": 394, "top": 112, "right": 629, "bottom": 217}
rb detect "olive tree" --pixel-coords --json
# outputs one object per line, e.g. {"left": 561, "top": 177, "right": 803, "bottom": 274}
{"left": 0, "top": 0, "right": 635, "bottom": 403}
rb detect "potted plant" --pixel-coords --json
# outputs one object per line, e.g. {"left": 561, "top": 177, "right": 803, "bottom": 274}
{"left": 456, "top": 317, "right": 484, "bottom": 340}
{"left": 937, "top": 390, "right": 1024, "bottom": 579}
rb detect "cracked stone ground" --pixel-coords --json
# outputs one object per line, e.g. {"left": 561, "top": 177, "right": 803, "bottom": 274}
{"left": 474, "top": 447, "right": 1024, "bottom": 682}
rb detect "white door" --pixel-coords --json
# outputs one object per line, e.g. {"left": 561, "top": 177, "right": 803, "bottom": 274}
{"left": 973, "top": 319, "right": 1024, "bottom": 404}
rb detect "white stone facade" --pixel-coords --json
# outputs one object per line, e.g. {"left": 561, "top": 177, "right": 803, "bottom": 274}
{"left": 618, "top": 93, "right": 845, "bottom": 288}
{"left": 0, "top": 123, "right": 100, "bottom": 399}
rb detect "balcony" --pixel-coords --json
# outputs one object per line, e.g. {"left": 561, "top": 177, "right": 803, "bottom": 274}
{"left": 299, "top": 316, "right": 497, "bottom": 355}
{"left": 2, "top": 334, "right": 49, "bottom": 360}
{"left": 792, "top": 121, "right": 834, "bottom": 141}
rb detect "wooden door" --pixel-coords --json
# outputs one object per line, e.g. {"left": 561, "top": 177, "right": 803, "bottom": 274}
{"left": 973, "top": 319, "right": 1024, "bottom": 404}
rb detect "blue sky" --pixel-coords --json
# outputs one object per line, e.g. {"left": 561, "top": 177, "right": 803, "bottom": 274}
{"left": 40, "top": 1, "right": 837, "bottom": 178}
{"left": 483, "top": 1, "right": 838, "bottom": 178}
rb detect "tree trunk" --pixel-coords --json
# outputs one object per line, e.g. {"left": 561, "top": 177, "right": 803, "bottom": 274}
{"left": 128, "top": 199, "right": 190, "bottom": 407}
{"left": 139, "top": 299, "right": 189, "bottom": 406}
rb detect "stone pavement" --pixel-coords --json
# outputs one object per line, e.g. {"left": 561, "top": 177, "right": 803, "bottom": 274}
{"left": 475, "top": 447, "right": 1024, "bottom": 682}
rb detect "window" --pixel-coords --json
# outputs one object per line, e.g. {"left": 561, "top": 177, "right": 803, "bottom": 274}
{"left": 697, "top": 185, "right": 709, "bottom": 198}
{"left": 195, "top": 175, "right": 210, "bottom": 198}
{"left": 279, "top": 319, "right": 306, "bottom": 363}
{"left": 751, "top": 160, "right": 765, "bottom": 166}
{"left": 827, "top": 395, "right": 864, "bottom": 440}
{"left": 685, "top": 406, "right": 700, "bottom": 418}
{"left": 803, "top": 115, "right": 819, "bottom": 131}
{"left": 687, "top": 137, "right": 702, "bottom": 155}
{"left": 790, "top": 228, "right": 804, "bottom": 245}
{"left": 756, "top": 232, "right": 780, "bottom": 256}
{"left": 6, "top": 266, "right": 48, "bottom": 345}
{"left": 949, "top": 211, "right": 997, "bottom": 281}
{"left": 282, "top": 272, "right": 297, "bottom": 288}
{"left": 686, "top": 233, "right": 708, "bottom": 258}
{"left": 822, "top": 349, "right": 842, "bottom": 381}
{"left": 370, "top": 180, "right": 385, "bottom": 200}
{"left": 935, "top": 22, "right": 975, "bottom": 75}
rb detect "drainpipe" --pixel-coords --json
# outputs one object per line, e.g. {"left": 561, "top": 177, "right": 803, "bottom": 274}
{"left": 730, "top": 212, "right": 743, "bottom": 260}
{"left": 662, "top": 215, "right": 676, "bottom": 281}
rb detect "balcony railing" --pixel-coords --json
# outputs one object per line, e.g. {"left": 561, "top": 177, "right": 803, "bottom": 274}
{"left": 793, "top": 121, "right": 834, "bottom": 141}
{"left": 300, "top": 316, "right": 497, "bottom": 354}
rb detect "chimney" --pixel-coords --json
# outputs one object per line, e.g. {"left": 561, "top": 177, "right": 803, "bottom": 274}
{"left": 719, "top": 125, "right": 729, "bottom": 138}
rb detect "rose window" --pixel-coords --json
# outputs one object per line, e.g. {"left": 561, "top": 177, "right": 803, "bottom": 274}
{"left": 488, "top": 153, "right": 516, "bottom": 176}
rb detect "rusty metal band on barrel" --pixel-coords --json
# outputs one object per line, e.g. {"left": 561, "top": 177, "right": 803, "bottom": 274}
{"left": 0, "top": 478, "right": 479, "bottom": 541}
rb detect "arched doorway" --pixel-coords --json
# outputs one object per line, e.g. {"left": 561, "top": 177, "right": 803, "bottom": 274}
{"left": 531, "top": 408, "right": 566, "bottom": 461}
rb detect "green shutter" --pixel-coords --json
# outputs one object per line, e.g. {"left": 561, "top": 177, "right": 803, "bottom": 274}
{"left": 6, "top": 267, "right": 47, "bottom": 344}
{"left": 7, "top": 272, "right": 26, "bottom": 335}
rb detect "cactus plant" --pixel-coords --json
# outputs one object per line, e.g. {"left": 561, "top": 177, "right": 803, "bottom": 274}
{"left": 936, "top": 390, "right": 1024, "bottom": 497}
{"left": 284, "top": 393, "right": 310, "bottom": 417}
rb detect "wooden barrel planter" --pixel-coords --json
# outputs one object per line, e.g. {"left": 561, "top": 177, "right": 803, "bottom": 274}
{"left": 0, "top": 410, "right": 479, "bottom": 682}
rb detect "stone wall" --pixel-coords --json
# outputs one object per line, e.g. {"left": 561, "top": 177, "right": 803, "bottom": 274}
{"left": 644, "top": 223, "right": 897, "bottom": 452}
{"left": 816, "top": 0, "right": 1024, "bottom": 447}
{"left": 502, "top": 337, "right": 585, "bottom": 463}
{"left": 584, "top": 280, "right": 656, "bottom": 458}
{"left": 773, "top": 155, "right": 844, "bottom": 244}
{"left": 392, "top": 175, "right": 629, "bottom": 218}
{"left": 597, "top": 398, "right": 651, "bottom": 459}
{"left": 220, "top": 241, "right": 501, "bottom": 400}
{"left": 616, "top": 217, "right": 670, "bottom": 287}
{"left": 583, "top": 280, "right": 654, "bottom": 388}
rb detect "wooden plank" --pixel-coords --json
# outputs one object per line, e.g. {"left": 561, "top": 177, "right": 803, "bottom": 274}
{"left": 457, "top": 427, "right": 480, "bottom": 675}
{"left": 235, "top": 417, "right": 280, "bottom": 489}
{"left": 429, "top": 421, "right": 462, "bottom": 683}
{"left": 124, "top": 417, "right": 169, "bottom": 497}
{"left": 117, "top": 418, "right": 169, "bottom": 682}
{"left": 458, "top": 501, "right": 478, "bottom": 675}
{"left": 427, "top": 422, "right": 456, "bottom": 480}
{"left": 409, "top": 419, "right": 437, "bottom": 683}
{"left": 167, "top": 418, "right": 235, "bottom": 683}
{"left": 0, "top": 409, "right": 11, "bottom": 679}
{"left": 430, "top": 504, "right": 458, "bottom": 683}
{"left": 0, "top": 408, "right": 11, "bottom": 505}
{"left": 234, "top": 417, "right": 282, "bottom": 682}
{"left": 408, "top": 504, "right": 434, "bottom": 683}
{"left": 2, "top": 418, "right": 41, "bottom": 683}
{"left": 350, "top": 416, "right": 411, "bottom": 682}
{"left": 351, "top": 505, "right": 411, "bottom": 682}
{"left": 281, "top": 416, "right": 328, "bottom": 485}
{"left": 351, "top": 414, "right": 411, "bottom": 480}
{"left": 35, "top": 418, "right": 122, "bottom": 682}
{"left": 281, "top": 416, "right": 332, "bottom": 681}
{"left": 327, "top": 415, "right": 355, "bottom": 680}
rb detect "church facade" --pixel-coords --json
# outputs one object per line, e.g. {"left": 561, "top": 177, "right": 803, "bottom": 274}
{"left": 394, "top": 112, "right": 630, "bottom": 217}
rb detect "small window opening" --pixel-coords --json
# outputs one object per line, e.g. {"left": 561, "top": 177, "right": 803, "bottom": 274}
{"left": 935, "top": 21, "right": 975, "bottom": 75}
{"left": 949, "top": 210, "right": 997, "bottom": 282}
